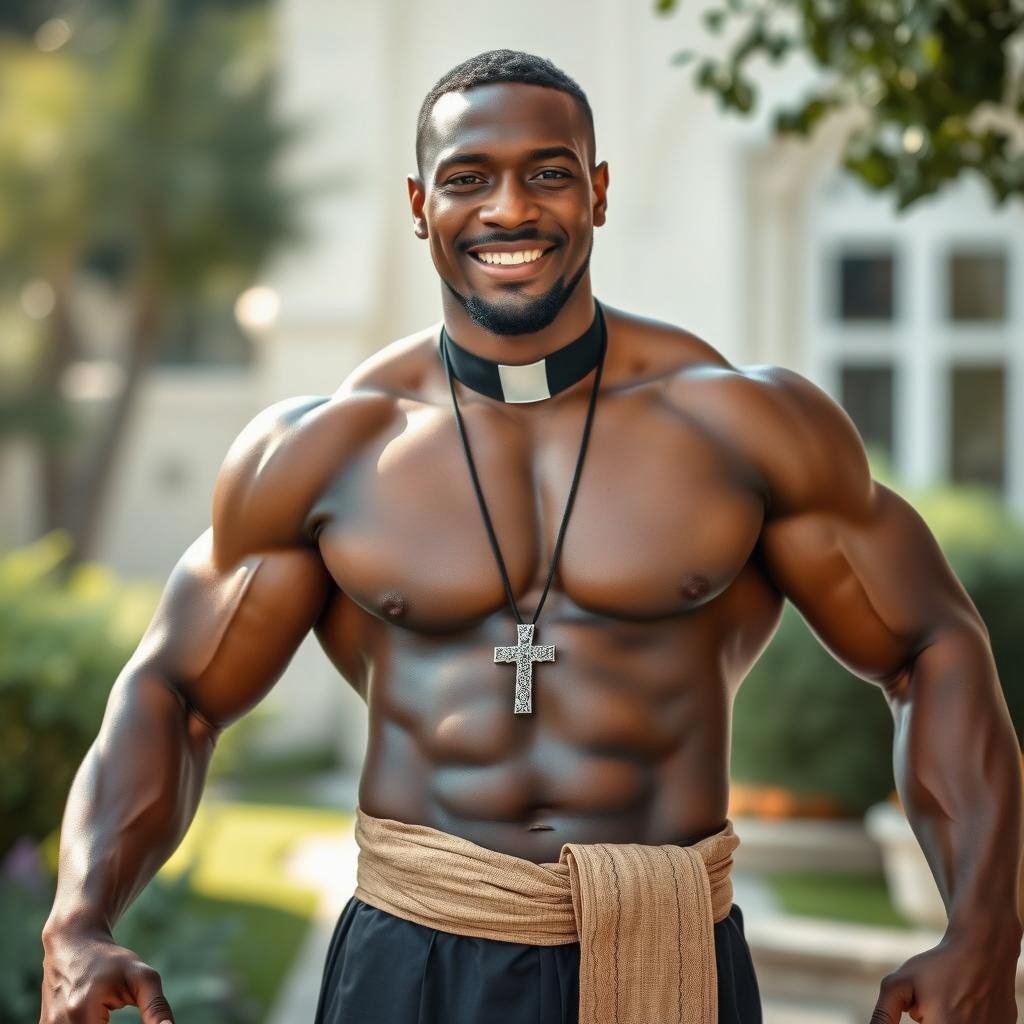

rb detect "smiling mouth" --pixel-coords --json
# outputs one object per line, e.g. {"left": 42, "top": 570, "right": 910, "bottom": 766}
{"left": 467, "top": 246, "right": 557, "bottom": 276}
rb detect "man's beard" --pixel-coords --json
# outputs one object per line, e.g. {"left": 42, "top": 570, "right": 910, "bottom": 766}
{"left": 442, "top": 238, "right": 592, "bottom": 336}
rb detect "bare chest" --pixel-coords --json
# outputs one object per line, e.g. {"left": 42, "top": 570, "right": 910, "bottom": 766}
{"left": 310, "top": 383, "right": 766, "bottom": 632}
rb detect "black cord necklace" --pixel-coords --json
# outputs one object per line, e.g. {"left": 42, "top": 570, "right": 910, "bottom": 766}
{"left": 440, "top": 300, "right": 608, "bottom": 714}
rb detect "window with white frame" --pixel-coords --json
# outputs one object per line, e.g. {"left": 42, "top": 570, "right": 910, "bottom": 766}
{"left": 827, "top": 245, "right": 900, "bottom": 469}
{"left": 804, "top": 173, "right": 1022, "bottom": 513}
{"left": 944, "top": 244, "right": 1010, "bottom": 493}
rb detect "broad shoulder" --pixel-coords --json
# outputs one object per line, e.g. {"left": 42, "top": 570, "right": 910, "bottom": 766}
{"left": 677, "top": 361, "right": 875, "bottom": 521}
{"left": 592, "top": 313, "right": 873, "bottom": 521}
{"left": 601, "top": 305, "right": 735, "bottom": 385}
{"left": 211, "top": 388, "right": 397, "bottom": 563}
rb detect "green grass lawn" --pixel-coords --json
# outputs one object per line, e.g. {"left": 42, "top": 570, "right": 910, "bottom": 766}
{"left": 159, "top": 800, "right": 353, "bottom": 1018}
{"left": 766, "top": 870, "right": 914, "bottom": 929}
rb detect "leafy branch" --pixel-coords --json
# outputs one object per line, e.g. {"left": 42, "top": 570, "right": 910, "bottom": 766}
{"left": 655, "top": 0, "right": 1024, "bottom": 209}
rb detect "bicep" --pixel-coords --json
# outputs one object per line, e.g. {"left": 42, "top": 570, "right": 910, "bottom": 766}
{"left": 128, "top": 526, "right": 333, "bottom": 730}
{"left": 125, "top": 395, "right": 337, "bottom": 729}
{"left": 735, "top": 364, "right": 987, "bottom": 690}
{"left": 757, "top": 480, "right": 985, "bottom": 690}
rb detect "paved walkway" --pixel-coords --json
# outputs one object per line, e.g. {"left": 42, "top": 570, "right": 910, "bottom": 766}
{"left": 265, "top": 826, "right": 358, "bottom": 1024}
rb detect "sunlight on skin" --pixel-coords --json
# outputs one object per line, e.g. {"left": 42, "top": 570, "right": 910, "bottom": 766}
{"left": 375, "top": 407, "right": 448, "bottom": 478}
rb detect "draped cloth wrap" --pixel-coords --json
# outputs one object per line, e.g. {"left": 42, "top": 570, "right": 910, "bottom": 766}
{"left": 352, "top": 806, "right": 741, "bottom": 1024}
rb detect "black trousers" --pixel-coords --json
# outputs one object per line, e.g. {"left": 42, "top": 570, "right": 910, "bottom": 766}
{"left": 313, "top": 894, "right": 763, "bottom": 1023}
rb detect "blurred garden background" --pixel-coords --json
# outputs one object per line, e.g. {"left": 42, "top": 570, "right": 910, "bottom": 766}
{"left": 2, "top": 0, "right": 1022, "bottom": 1021}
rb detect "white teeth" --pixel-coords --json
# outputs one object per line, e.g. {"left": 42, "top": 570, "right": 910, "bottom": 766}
{"left": 475, "top": 249, "right": 544, "bottom": 265}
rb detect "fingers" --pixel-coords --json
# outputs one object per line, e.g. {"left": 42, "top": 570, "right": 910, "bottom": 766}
{"left": 870, "top": 971, "right": 915, "bottom": 1023}
{"left": 125, "top": 961, "right": 174, "bottom": 1024}
{"left": 40, "top": 933, "right": 173, "bottom": 1024}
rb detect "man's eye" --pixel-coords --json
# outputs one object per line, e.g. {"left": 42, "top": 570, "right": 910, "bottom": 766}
{"left": 445, "top": 169, "right": 571, "bottom": 187}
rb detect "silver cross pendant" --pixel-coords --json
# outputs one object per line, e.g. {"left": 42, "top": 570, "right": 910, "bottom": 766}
{"left": 494, "top": 622, "right": 556, "bottom": 714}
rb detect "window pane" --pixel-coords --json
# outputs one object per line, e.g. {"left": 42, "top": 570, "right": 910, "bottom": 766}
{"left": 839, "top": 364, "right": 894, "bottom": 462}
{"left": 948, "top": 248, "right": 1007, "bottom": 322}
{"left": 950, "top": 365, "right": 1005, "bottom": 491}
{"left": 838, "top": 251, "right": 895, "bottom": 321}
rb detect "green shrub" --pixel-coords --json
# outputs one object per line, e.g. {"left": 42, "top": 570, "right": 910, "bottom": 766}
{"left": 108, "top": 867, "right": 256, "bottom": 1024}
{"left": 0, "top": 532, "right": 156, "bottom": 857}
{"left": 732, "top": 475, "right": 1024, "bottom": 815}
{"left": 731, "top": 600, "right": 897, "bottom": 814}
{"left": 0, "top": 842, "right": 255, "bottom": 1024}
{"left": 0, "top": 535, "right": 324, "bottom": 1022}
{"left": 0, "top": 531, "right": 266, "bottom": 858}
{"left": 0, "top": 855, "right": 53, "bottom": 1023}
{"left": 909, "top": 484, "right": 1024, "bottom": 747}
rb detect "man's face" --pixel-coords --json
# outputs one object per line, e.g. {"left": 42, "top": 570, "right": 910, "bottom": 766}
{"left": 409, "top": 82, "right": 608, "bottom": 336}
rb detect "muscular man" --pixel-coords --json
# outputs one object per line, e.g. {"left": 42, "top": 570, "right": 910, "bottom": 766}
{"left": 41, "top": 49, "right": 1022, "bottom": 1024}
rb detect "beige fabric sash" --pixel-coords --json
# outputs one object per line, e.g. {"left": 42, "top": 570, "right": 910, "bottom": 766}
{"left": 352, "top": 806, "right": 741, "bottom": 1024}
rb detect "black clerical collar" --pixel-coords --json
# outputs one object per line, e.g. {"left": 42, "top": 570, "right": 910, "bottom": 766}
{"left": 440, "top": 301, "right": 605, "bottom": 404}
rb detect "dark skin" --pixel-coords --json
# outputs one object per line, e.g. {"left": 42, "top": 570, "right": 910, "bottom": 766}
{"left": 40, "top": 81, "right": 1021, "bottom": 1024}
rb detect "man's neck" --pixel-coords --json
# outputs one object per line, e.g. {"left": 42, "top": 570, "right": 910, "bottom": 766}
{"left": 439, "top": 287, "right": 596, "bottom": 365}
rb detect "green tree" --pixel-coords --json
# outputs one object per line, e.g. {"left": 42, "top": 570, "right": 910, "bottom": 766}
{"left": 0, "top": 0, "right": 346, "bottom": 566}
{"left": 655, "top": 0, "right": 1024, "bottom": 210}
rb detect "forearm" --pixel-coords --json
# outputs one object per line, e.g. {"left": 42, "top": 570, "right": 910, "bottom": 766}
{"left": 889, "top": 624, "right": 1023, "bottom": 939}
{"left": 43, "top": 665, "right": 218, "bottom": 937}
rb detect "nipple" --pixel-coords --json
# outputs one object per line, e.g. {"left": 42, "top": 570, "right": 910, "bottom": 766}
{"left": 380, "top": 590, "right": 407, "bottom": 618}
{"left": 680, "top": 574, "right": 710, "bottom": 601}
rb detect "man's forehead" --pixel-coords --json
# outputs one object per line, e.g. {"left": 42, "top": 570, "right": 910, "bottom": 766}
{"left": 425, "top": 83, "right": 587, "bottom": 171}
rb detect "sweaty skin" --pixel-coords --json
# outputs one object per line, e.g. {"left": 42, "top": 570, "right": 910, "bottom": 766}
{"left": 41, "top": 80, "right": 1022, "bottom": 1024}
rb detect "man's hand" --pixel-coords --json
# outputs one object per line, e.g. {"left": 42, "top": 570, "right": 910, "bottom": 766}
{"left": 869, "top": 926, "right": 1021, "bottom": 1023}
{"left": 40, "top": 922, "right": 174, "bottom": 1024}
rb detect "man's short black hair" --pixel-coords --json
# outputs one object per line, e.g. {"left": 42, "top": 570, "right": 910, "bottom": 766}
{"left": 415, "top": 49, "right": 596, "bottom": 179}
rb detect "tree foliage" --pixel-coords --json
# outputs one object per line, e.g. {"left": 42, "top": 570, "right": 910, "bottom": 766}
{"left": 655, "top": 0, "right": 1024, "bottom": 209}
{"left": 0, "top": 0, "right": 348, "bottom": 565}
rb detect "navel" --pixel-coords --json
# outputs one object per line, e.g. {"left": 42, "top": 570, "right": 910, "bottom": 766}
{"left": 526, "top": 805, "right": 556, "bottom": 831}
{"left": 380, "top": 590, "right": 408, "bottom": 619}
{"left": 680, "top": 573, "right": 710, "bottom": 601}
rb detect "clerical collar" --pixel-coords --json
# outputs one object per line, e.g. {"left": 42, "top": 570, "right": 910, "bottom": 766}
{"left": 439, "top": 302, "right": 604, "bottom": 404}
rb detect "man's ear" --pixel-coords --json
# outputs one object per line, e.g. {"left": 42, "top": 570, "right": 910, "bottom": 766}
{"left": 407, "top": 175, "right": 428, "bottom": 239}
{"left": 592, "top": 160, "right": 609, "bottom": 228}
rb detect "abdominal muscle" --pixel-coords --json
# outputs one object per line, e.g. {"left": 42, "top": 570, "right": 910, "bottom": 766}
{"left": 354, "top": 655, "right": 733, "bottom": 864}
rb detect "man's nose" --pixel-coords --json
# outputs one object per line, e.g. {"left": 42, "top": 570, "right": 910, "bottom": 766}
{"left": 479, "top": 175, "right": 540, "bottom": 227}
